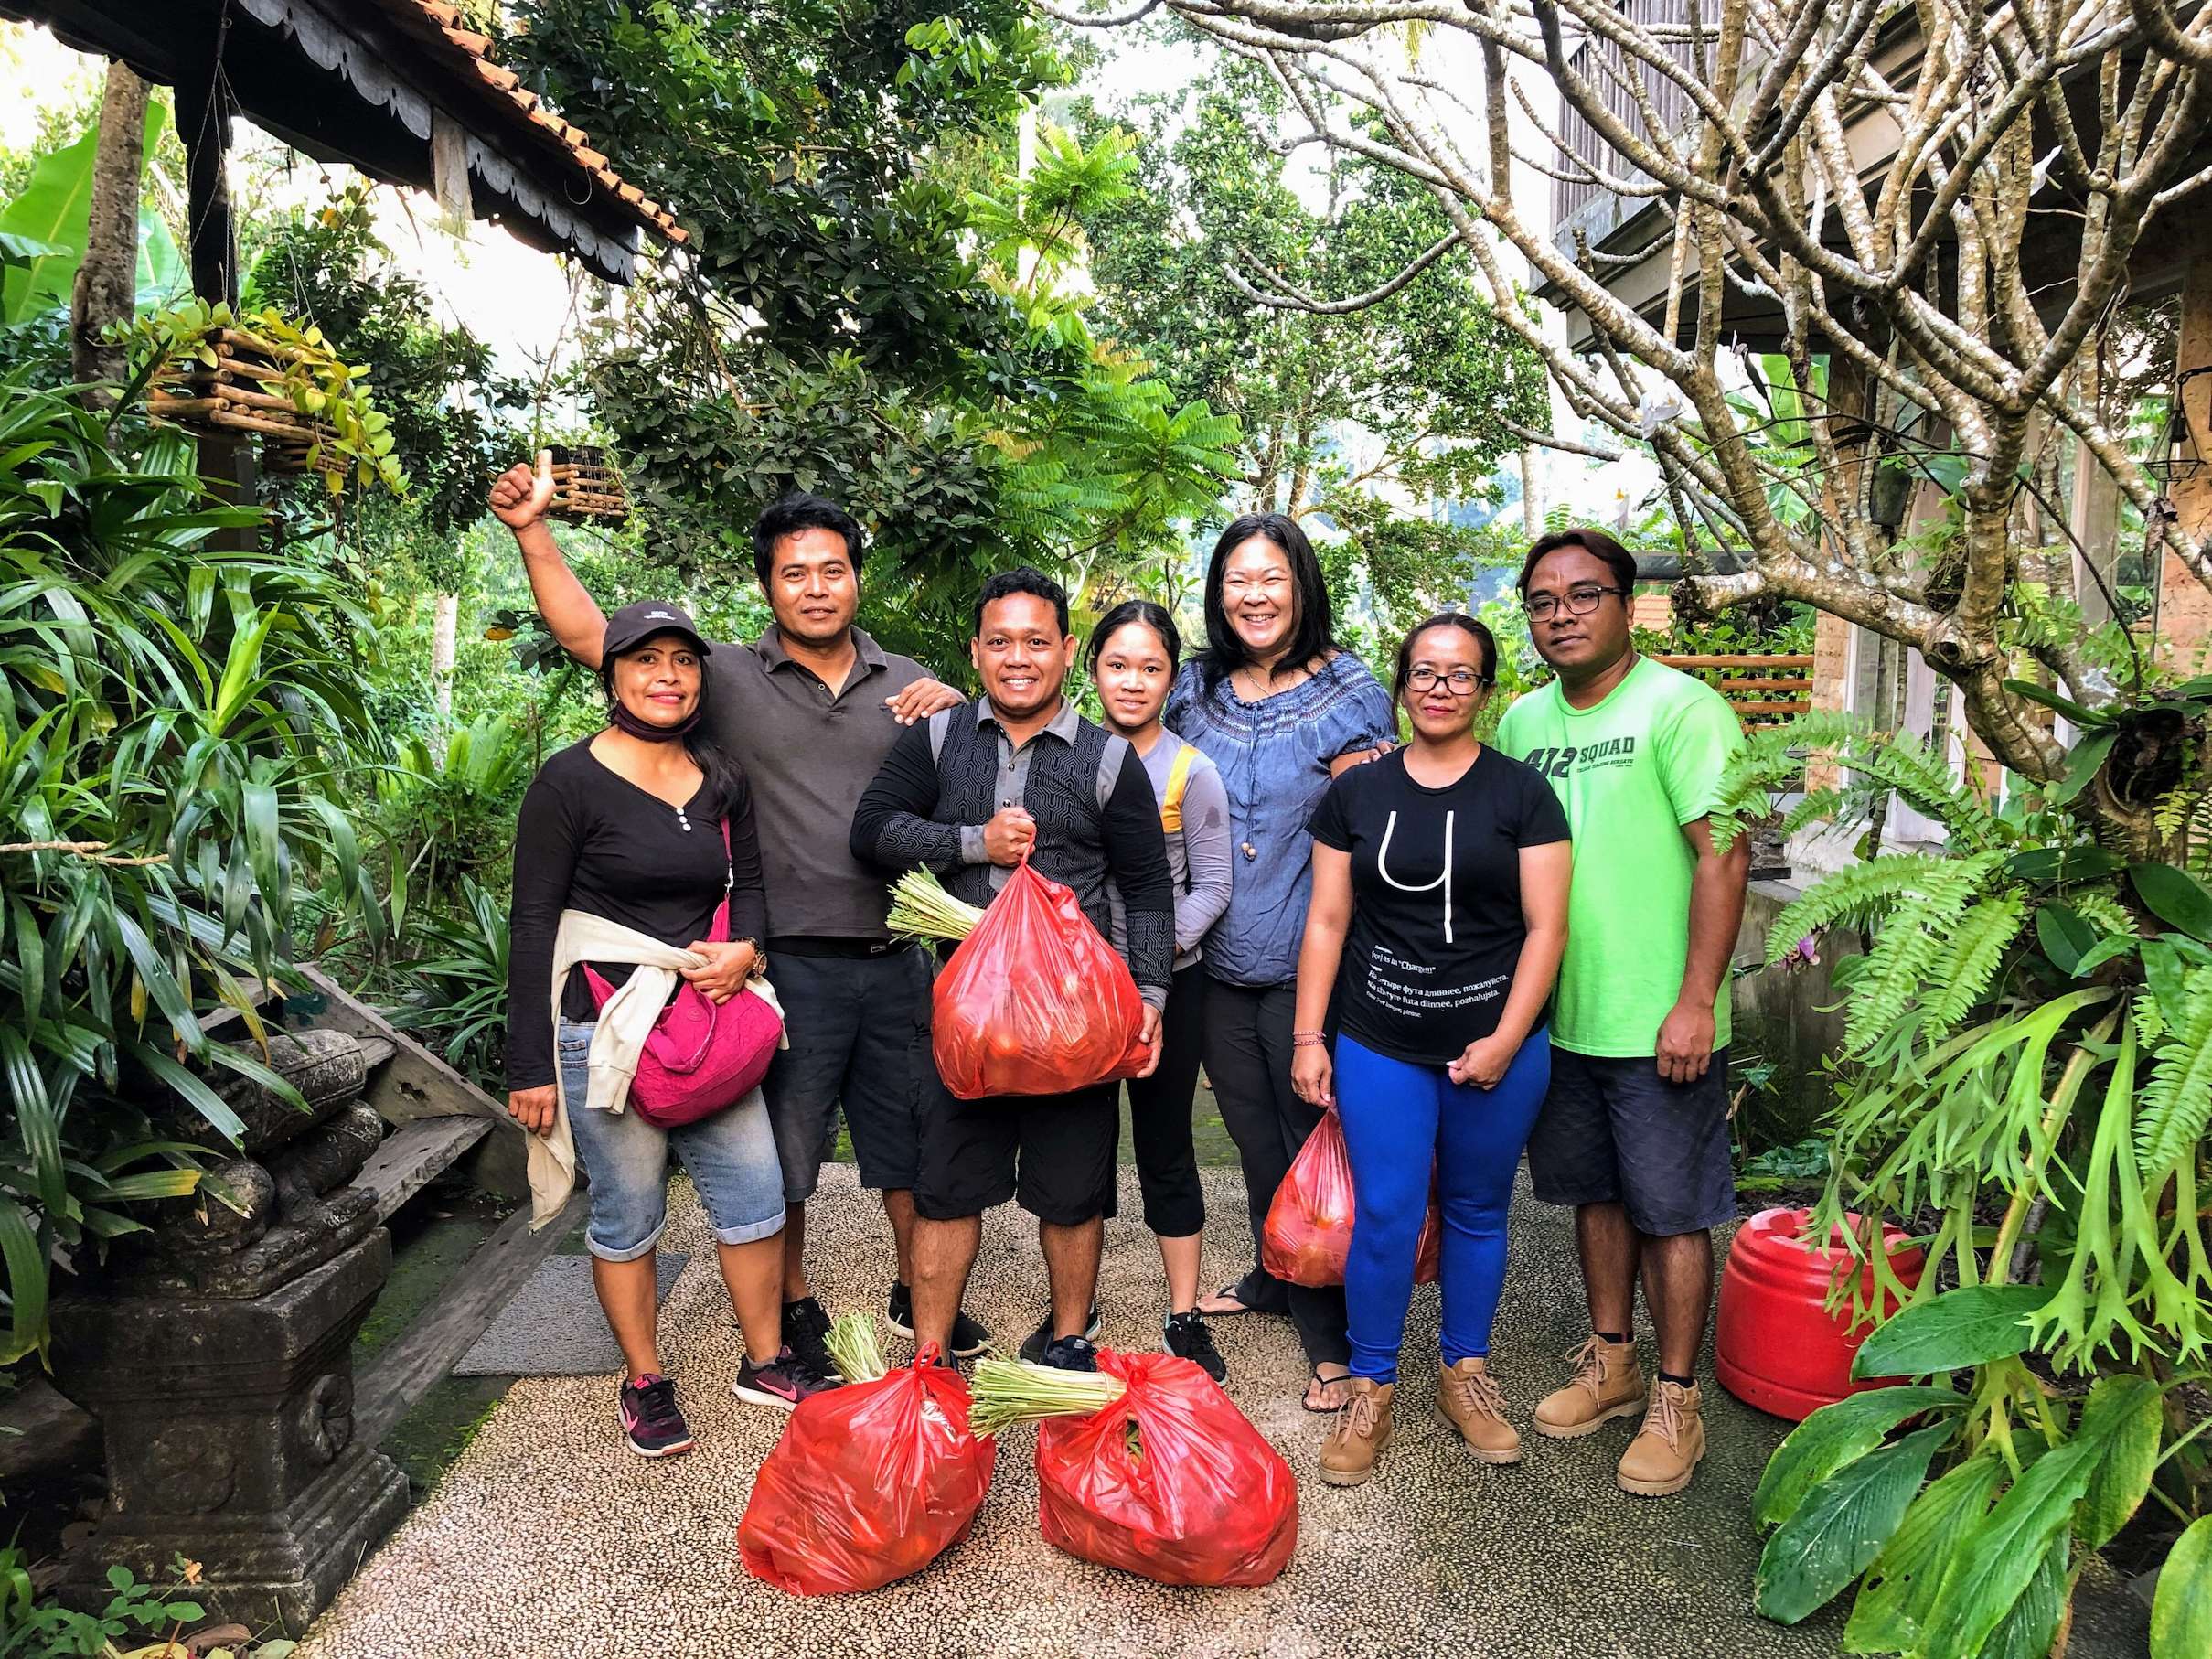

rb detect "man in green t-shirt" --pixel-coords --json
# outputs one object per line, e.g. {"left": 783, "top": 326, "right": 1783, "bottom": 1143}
{"left": 1494, "top": 527, "right": 1750, "bottom": 1500}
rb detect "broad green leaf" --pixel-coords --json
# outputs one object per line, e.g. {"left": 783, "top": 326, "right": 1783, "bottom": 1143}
{"left": 2153, "top": 1515, "right": 2212, "bottom": 1659}
{"left": 125, "top": 1040, "right": 246, "bottom": 1143}
{"left": 1756, "top": 1421, "right": 1953, "bottom": 1624}
{"left": 94, "top": 1170, "right": 201, "bottom": 1203}
{"left": 2046, "top": 732, "right": 2114, "bottom": 805}
{"left": 0, "top": 98, "right": 170, "bottom": 323}
{"left": 1853, "top": 1284, "right": 2051, "bottom": 1377}
{"left": 2076, "top": 1374, "right": 2165, "bottom": 1549}
{"left": 1920, "top": 1436, "right": 2100, "bottom": 1655}
{"left": 1981, "top": 1532, "right": 2069, "bottom": 1659}
{"left": 2036, "top": 904, "right": 2095, "bottom": 976}
{"left": 2132, "top": 861, "right": 2212, "bottom": 945}
{"left": 1755, "top": 1386, "right": 1963, "bottom": 1530}
{"left": 0, "top": 1196, "right": 48, "bottom": 1363}
{"left": 2002, "top": 677, "right": 2103, "bottom": 726}
{"left": 1843, "top": 1450, "right": 2006, "bottom": 1654}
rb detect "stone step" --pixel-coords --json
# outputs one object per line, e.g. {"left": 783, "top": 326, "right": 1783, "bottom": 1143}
{"left": 349, "top": 1115, "right": 497, "bottom": 1224}
{"left": 355, "top": 1190, "right": 588, "bottom": 1447}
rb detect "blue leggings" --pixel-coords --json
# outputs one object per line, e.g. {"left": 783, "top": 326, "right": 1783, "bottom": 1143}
{"left": 1336, "top": 1030, "right": 1552, "bottom": 1384}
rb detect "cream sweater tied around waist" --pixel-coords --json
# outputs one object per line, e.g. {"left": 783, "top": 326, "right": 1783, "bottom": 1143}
{"left": 527, "top": 908, "right": 786, "bottom": 1227}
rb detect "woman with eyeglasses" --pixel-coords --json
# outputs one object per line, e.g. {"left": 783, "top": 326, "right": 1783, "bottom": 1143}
{"left": 1289, "top": 614, "right": 1572, "bottom": 1487}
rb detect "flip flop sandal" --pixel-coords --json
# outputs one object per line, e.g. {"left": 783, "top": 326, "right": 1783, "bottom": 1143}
{"left": 1303, "top": 1365, "right": 1352, "bottom": 1414}
{"left": 1198, "top": 1281, "right": 1264, "bottom": 1317}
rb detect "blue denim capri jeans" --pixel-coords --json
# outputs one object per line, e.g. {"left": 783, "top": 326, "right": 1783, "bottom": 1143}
{"left": 557, "top": 1019, "right": 786, "bottom": 1261}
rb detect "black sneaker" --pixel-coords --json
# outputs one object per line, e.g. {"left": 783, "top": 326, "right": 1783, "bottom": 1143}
{"left": 1020, "top": 1304, "right": 1104, "bottom": 1364}
{"left": 782, "top": 1294, "right": 835, "bottom": 1378}
{"left": 618, "top": 1373, "right": 695, "bottom": 1458}
{"left": 1163, "top": 1311, "right": 1228, "bottom": 1382}
{"left": 732, "top": 1346, "right": 839, "bottom": 1412}
{"left": 887, "top": 1281, "right": 994, "bottom": 1359}
{"left": 1040, "top": 1333, "right": 1099, "bottom": 1372}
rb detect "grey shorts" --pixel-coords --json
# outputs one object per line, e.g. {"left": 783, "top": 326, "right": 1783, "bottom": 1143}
{"left": 759, "top": 944, "right": 931, "bottom": 1204}
{"left": 1525, "top": 1046, "right": 1736, "bottom": 1236}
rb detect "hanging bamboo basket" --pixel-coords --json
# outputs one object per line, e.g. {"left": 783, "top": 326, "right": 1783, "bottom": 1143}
{"left": 545, "top": 444, "right": 628, "bottom": 522}
{"left": 148, "top": 326, "right": 337, "bottom": 474}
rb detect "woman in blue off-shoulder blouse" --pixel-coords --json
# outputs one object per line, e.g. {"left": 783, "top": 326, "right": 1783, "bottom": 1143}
{"left": 1165, "top": 512, "right": 1396, "bottom": 1413}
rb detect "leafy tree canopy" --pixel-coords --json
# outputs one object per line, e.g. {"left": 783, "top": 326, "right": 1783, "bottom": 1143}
{"left": 1074, "top": 45, "right": 1550, "bottom": 519}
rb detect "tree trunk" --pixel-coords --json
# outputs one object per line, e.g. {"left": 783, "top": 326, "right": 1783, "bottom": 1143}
{"left": 431, "top": 592, "right": 460, "bottom": 749}
{"left": 1519, "top": 447, "right": 1540, "bottom": 539}
{"left": 71, "top": 62, "right": 149, "bottom": 406}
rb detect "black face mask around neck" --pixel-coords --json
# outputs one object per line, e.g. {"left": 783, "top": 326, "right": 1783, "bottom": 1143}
{"left": 609, "top": 701, "right": 701, "bottom": 742}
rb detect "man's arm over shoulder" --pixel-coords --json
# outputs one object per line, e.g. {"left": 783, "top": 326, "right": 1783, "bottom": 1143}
{"left": 850, "top": 715, "right": 974, "bottom": 872}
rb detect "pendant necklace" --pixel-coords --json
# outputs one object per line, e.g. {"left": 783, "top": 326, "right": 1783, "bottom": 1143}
{"left": 1230, "top": 669, "right": 1262, "bottom": 862}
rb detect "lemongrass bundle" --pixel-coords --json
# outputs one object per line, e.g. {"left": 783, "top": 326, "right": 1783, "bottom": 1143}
{"left": 825, "top": 1311, "right": 887, "bottom": 1384}
{"left": 967, "top": 1355, "right": 1127, "bottom": 1438}
{"left": 886, "top": 866, "right": 985, "bottom": 944}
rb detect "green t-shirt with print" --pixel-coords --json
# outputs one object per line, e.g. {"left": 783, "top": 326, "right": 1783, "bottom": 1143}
{"left": 1495, "top": 656, "right": 1743, "bottom": 1057}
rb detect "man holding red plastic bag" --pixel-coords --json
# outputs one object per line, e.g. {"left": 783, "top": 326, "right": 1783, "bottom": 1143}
{"left": 851, "top": 568, "right": 1175, "bottom": 1374}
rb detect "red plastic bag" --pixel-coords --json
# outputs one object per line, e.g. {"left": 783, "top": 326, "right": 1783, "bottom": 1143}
{"left": 1262, "top": 1106, "right": 1440, "bottom": 1288}
{"left": 1034, "top": 1350, "right": 1298, "bottom": 1587}
{"left": 932, "top": 858, "right": 1149, "bottom": 1099}
{"left": 738, "top": 1350, "right": 994, "bottom": 1595}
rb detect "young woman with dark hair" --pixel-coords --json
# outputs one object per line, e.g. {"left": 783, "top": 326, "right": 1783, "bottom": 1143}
{"left": 1084, "top": 600, "right": 1234, "bottom": 1379}
{"left": 1164, "top": 514, "right": 1398, "bottom": 1412}
{"left": 505, "top": 602, "right": 834, "bottom": 1461}
{"left": 1293, "top": 613, "right": 1572, "bottom": 1485}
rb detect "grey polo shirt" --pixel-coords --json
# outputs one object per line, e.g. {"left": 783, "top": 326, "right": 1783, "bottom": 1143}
{"left": 703, "top": 626, "right": 931, "bottom": 940}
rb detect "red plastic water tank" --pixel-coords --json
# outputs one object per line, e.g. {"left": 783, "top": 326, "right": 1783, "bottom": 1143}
{"left": 1715, "top": 1207, "right": 1925, "bottom": 1421}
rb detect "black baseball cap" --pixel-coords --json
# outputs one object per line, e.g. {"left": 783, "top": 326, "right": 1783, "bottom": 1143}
{"left": 603, "top": 601, "right": 711, "bottom": 660}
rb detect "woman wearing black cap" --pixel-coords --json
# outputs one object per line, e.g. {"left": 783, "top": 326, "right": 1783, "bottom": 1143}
{"left": 505, "top": 602, "right": 833, "bottom": 1460}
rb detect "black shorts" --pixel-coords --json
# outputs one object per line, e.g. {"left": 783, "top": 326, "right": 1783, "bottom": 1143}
{"left": 913, "top": 1069, "right": 1121, "bottom": 1226}
{"left": 759, "top": 945, "right": 932, "bottom": 1204}
{"left": 1525, "top": 1046, "right": 1736, "bottom": 1236}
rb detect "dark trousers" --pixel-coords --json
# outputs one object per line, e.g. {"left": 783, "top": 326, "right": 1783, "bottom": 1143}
{"left": 1123, "top": 965, "right": 1208, "bottom": 1238}
{"left": 1202, "top": 977, "right": 1350, "bottom": 1367}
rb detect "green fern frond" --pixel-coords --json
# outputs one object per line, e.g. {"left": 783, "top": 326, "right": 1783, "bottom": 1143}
{"left": 2138, "top": 971, "right": 2212, "bottom": 1175}
{"left": 1713, "top": 711, "right": 2005, "bottom": 855}
{"left": 2069, "top": 893, "right": 2139, "bottom": 937}
{"left": 1777, "top": 787, "right": 1845, "bottom": 840}
{"left": 1761, "top": 852, "right": 1962, "bottom": 967}
{"left": 2134, "top": 989, "right": 2168, "bottom": 1046}
{"left": 1917, "top": 887, "right": 2029, "bottom": 1033}
{"left": 1842, "top": 852, "right": 2013, "bottom": 1052}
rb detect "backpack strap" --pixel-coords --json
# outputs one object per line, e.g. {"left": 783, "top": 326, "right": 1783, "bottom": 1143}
{"left": 1159, "top": 742, "right": 1199, "bottom": 834}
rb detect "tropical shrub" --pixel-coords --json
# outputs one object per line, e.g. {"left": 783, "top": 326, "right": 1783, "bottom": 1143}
{"left": 0, "top": 380, "right": 379, "bottom": 1362}
{"left": 1714, "top": 710, "right": 2212, "bottom": 1652}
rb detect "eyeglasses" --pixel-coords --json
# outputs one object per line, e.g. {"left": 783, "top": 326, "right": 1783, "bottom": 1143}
{"left": 1523, "top": 583, "right": 1627, "bottom": 621}
{"left": 1405, "top": 666, "right": 1489, "bottom": 694}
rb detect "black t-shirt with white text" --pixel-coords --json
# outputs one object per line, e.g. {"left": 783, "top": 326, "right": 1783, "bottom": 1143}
{"left": 1307, "top": 745, "right": 1570, "bottom": 1065}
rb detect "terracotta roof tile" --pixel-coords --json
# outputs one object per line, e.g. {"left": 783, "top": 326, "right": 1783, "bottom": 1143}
{"left": 374, "top": 0, "right": 685, "bottom": 244}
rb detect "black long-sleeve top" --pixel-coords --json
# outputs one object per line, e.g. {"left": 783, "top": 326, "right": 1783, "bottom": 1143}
{"left": 849, "top": 697, "right": 1176, "bottom": 1005}
{"left": 505, "top": 740, "right": 766, "bottom": 1089}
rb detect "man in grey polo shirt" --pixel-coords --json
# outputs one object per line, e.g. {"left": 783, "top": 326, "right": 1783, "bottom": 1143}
{"left": 491, "top": 461, "right": 992, "bottom": 1373}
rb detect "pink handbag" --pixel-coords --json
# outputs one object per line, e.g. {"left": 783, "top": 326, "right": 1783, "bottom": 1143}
{"left": 581, "top": 819, "right": 782, "bottom": 1129}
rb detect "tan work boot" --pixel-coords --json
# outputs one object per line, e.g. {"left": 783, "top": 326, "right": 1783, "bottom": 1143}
{"left": 1617, "top": 1379, "right": 1706, "bottom": 1497}
{"left": 1318, "top": 1378, "right": 1395, "bottom": 1487}
{"left": 1532, "top": 1335, "right": 1645, "bottom": 1440}
{"left": 1437, "top": 1357, "right": 1522, "bottom": 1464}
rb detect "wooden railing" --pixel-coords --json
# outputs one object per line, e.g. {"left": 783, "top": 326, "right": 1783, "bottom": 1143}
{"left": 1653, "top": 653, "right": 1815, "bottom": 727}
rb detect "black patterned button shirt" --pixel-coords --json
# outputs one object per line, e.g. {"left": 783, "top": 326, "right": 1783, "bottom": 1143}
{"left": 850, "top": 695, "right": 1177, "bottom": 1009}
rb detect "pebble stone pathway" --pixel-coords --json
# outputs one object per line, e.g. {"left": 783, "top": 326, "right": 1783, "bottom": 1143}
{"left": 298, "top": 1163, "right": 2152, "bottom": 1659}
